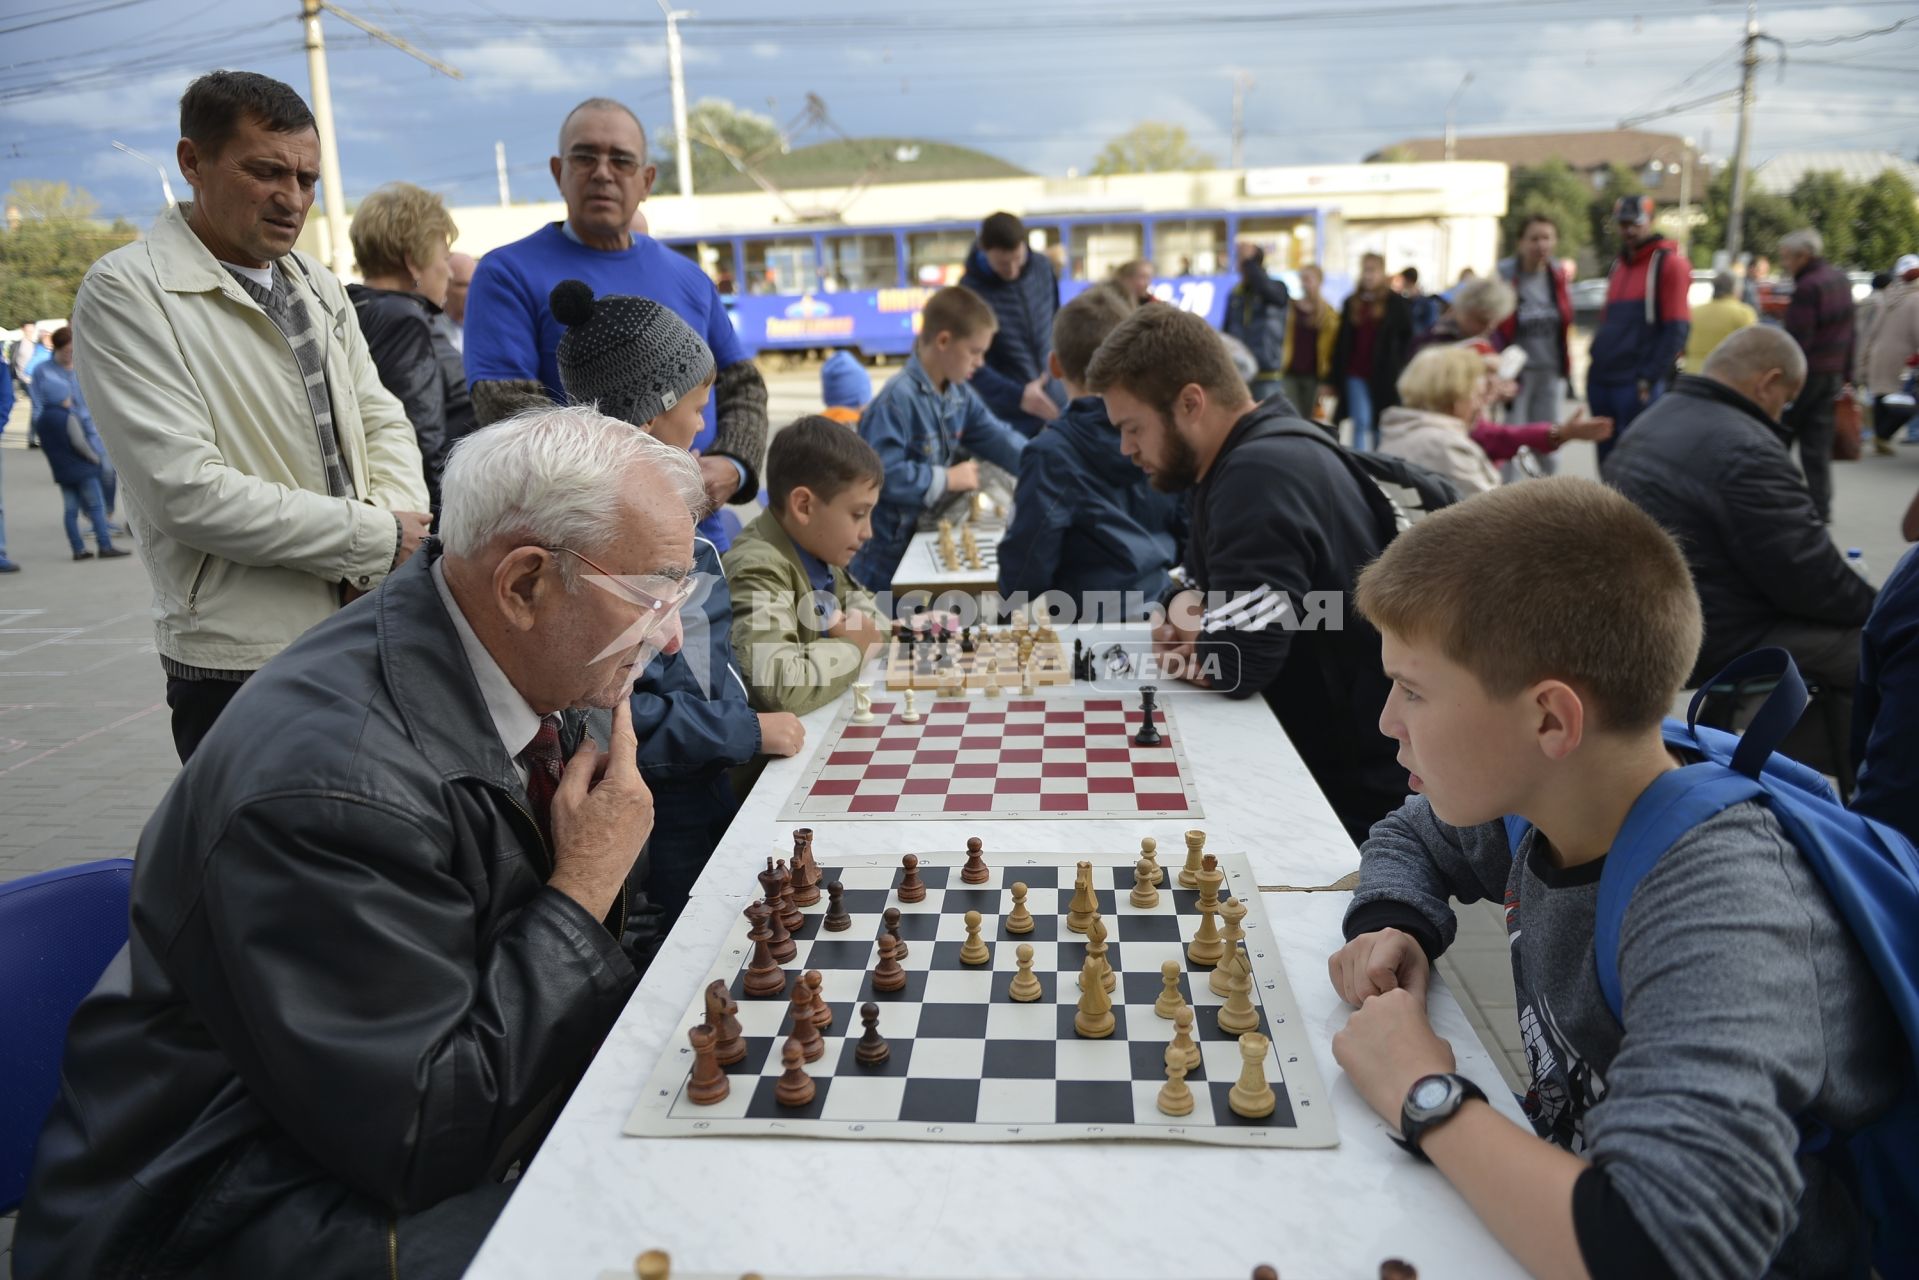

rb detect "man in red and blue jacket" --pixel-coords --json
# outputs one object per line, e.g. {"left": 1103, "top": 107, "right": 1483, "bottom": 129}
{"left": 1587, "top": 196, "right": 1691, "bottom": 462}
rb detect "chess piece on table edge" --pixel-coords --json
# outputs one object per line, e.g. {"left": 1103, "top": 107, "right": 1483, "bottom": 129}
{"left": 1008, "top": 942, "right": 1043, "bottom": 1002}
{"left": 1180, "top": 828, "right": 1206, "bottom": 888}
{"left": 1154, "top": 960, "right": 1185, "bottom": 1019}
{"left": 774, "top": 1035, "right": 817, "bottom": 1108}
{"left": 897, "top": 854, "right": 927, "bottom": 904}
{"left": 788, "top": 982, "right": 825, "bottom": 1061}
{"left": 823, "top": 880, "right": 851, "bottom": 932}
{"left": 1228, "top": 1031, "right": 1277, "bottom": 1119}
{"left": 1073, "top": 952, "right": 1116, "bottom": 1038}
{"left": 634, "top": 1248, "right": 671, "bottom": 1280}
{"left": 1157, "top": 1038, "right": 1195, "bottom": 1117}
{"left": 882, "top": 905, "right": 908, "bottom": 959}
{"left": 686, "top": 1024, "right": 731, "bottom": 1106}
{"left": 871, "top": 932, "right": 908, "bottom": 992}
{"left": 1005, "top": 881, "right": 1035, "bottom": 934}
{"left": 959, "top": 909, "right": 991, "bottom": 966}
{"left": 855, "top": 1001, "right": 890, "bottom": 1065}
{"left": 1251, "top": 1268, "right": 1280, "bottom": 1280}
{"left": 960, "top": 835, "right": 990, "bottom": 884}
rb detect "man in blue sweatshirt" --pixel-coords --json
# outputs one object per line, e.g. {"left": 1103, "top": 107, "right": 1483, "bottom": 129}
{"left": 959, "top": 211, "right": 1066, "bottom": 438}
{"left": 997, "top": 286, "right": 1185, "bottom": 620}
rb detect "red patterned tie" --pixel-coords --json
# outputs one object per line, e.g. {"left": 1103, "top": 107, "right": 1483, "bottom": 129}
{"left": 520, "top": 715, "right": 566, "bottom": 845}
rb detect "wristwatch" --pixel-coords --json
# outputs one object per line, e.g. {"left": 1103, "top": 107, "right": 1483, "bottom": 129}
{"left": 1397, "top": 1072, "right": 1487, "bottom": 1161}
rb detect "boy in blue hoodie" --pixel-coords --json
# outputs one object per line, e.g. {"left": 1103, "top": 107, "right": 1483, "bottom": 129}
{"left": 850, "top": 285, "right": 1026, "bottom": 593}
{"left": 997, "top": 286, "right": 1185, "bottom": 620}
{"left": 553, "top": 281, "right": 805, "bottom": 937}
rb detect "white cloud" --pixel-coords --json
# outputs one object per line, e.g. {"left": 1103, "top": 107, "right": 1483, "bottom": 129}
{"left": 750, "top": 41, "right": 782, "bottom": 60}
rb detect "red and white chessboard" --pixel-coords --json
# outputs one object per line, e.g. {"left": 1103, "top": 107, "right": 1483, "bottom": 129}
{"left": 778, "top": 693, "right": 1204, "bottom": 821}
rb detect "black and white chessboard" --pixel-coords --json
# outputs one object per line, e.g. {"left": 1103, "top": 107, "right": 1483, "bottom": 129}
{"left": 625, "top": 849, "right": 1336, "bottom": 1148}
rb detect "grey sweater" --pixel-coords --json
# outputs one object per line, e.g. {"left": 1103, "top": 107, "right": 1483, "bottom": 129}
{"left": 1345, "top": 795, "right": 1902, "bottom": 1279}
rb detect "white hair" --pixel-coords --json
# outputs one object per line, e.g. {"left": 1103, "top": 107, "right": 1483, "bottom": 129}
{"left": 1779, "top": 228, "right": 1823, "bottom": 258}
{"left": 1451, "top": 276, "right": 1516, "bottom": 331}
{"left": 438, "top": 403, "right": 708, "bottom": 586}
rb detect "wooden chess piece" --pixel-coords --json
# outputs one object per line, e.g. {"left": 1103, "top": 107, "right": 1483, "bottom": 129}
{"left": 790, "top": 834, "right": 821, "bottom": 908}
{"left": 1171, "top": 1002, "right": 1201, "bottom": 1071}
{"left": 960, "top": 835, "right": 990, "bottom": 884}
{"left": 1187, "top": 896, "right": 1225, "bottom": 967}
{"left": 775, "top": 860, "right": 805, "bottom": 933}
{"left": 1180, "top": 828, "right": 1206, "bottom": 888}
{"left": 984, "top": 655, "right": 1003, "bottom": 698}
{"left": 788, "top": 982, "right": 825, "bottom": 1062}
{"left": 1195, "top": 853, "right": 1225, "bottom": 912}
{"left": 1141, "top": 835, "right": 1163, "bottom": 886}
{"left": 1005, "top": 881, "right": 1034, "bottom": 934}
{"left": 743, "top": 902, "right": 788, "bottom": 998}
{"left": 634, "top": 1249, "right": 671, "bottom": 1280}
{"left": 1073, "top": 953, "right": 1116, "bottom": 1038}
{"left": 1008, "top": 943, "right": 1043, "bottom": 1002}
{"left": 882, "top": 906, "right": 909, "bottom": 959}
{"left": 823, "top": 881, "right": 851, "bottom": 932}
{"left": 1251, "top": 1267, "right": 1280, "bottom": 1280}
{"left": 764, "top": 886, "right": 797, "bottom": 964}
{"left": 855, "top": 1001, "right": 890, "bottom": 1065}
{"left": 1156, "top": 1039, "right": 1195, "bottom": 1117}
{"left": 1066, "top": 860, "right": 1098, "bottom": 934}
{"left": 1130, "top": 855, "right": 1160, "bottom": 908}
{"left": 704, "top": 978, "right": 746, "bottom": 1065}
{"left": 686, "top": 1024, "right": 731, "bottom": 1106}
{"left": 1080, "top": 914, "right": 1115, "bottom": 993}
{"left": 871, "top": 933, "right": 908, "bottom": 992}
{"left": 1216, "top": 946, "right": 1260, "bottom": 1035}
{"left": 756, "top": 859, "right": 782, "bottom": 907}
{"left": 774, "top": 1036, "right": 816, "bottom": 1108}
{"left": 805, "top": 969, "right": 833, "bottom": 1030}
{"left": 1211, "top": 896, "right": 1249, "bottom": 994}
{"left": 959, "top": 909, "right": 991, "bottom": 965}
{"left": 1229, "top": 1032, "right": 1277, "bottom": 1119}
{"left": 1134, "top": 684, "right": 1163, "bottom": 746}
{"left": 1019, "top": 664, "right": 1036, "bottom": 697}
{"left": 897, "top": 854, "right": 927, "bottom": 904}
{"left": 1154, "top": 960, "right": 1185, "bottom": 1019}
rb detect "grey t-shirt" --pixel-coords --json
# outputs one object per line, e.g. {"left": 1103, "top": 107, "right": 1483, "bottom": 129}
{"left": 1347, "top": 793, "right": 1902, "bottom": 1278}
{"left": 1513, "top": 265, "right": 1561, "bottom": 371}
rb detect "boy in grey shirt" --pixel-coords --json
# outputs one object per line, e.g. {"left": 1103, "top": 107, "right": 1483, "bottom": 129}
{"left": 1326, "top": 477, "right": 1901, "bottom": 1279}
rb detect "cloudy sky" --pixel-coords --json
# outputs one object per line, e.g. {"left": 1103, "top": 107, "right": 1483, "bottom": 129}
{"left": 4, "top": 0, "right": 1917, "bottom": 224}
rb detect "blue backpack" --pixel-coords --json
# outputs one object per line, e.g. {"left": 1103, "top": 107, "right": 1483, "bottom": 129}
{"left": 1503, "top": 649, "right": 1919, "bottom": 1279}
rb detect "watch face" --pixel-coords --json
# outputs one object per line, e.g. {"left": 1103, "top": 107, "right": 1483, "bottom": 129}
{"left": 1412, "top": 1077, "right": 1453, "bottom": 1111}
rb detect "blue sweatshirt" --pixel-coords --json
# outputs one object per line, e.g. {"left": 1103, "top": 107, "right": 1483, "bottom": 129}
{"left": 1852, "top": 544, "right": 1919, "bottom": 846}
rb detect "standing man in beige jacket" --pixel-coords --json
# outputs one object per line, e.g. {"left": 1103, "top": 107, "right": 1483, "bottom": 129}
{"left": 73, "top": 71, "right": 430, "bottom": 761}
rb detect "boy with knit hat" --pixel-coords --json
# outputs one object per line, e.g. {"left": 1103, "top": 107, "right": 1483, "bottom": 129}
{"left": 552, "top": 280, "right": 804, "bottom": 935}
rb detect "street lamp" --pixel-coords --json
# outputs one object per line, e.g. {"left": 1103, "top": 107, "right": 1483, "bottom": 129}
{"left": 112, "top": 140, "right": 175, "bottom": 210}
{"left": 1647, "top": 137, "right": 1698, "bottom": 247}
{"left": 1444, "top": 72, "right": 1475, "bottom": 162}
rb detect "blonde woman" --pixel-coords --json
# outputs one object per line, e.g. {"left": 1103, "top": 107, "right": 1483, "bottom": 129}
{"left": 348, "top": 182, "right": 473, "bottom": 508}
{"left": 1377, "top": 345, "right": 1505, "bottom": 495}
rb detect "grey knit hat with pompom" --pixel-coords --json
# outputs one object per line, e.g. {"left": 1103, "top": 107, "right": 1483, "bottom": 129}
{"left": 551, "top": 278, "right": 715, "bottom": 428}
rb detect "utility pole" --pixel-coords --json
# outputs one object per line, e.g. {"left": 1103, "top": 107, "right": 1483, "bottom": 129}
{"left": 299, "top": 0, "right": 462, "bottom": 275}
{"left": 1230, "top": 71, "right": 1254, "bottom": 171}
{"left": 659, "top": 0, "right": 696, "bottom": 199}
{"left": 1724, "top": 0, "right": 1760, "bottom": 264}
{"left": 495, "top": 140, "right": 511, "bottom": 206}
{"left": 1444, "top": 71, "right": 1475, "bottom": 162}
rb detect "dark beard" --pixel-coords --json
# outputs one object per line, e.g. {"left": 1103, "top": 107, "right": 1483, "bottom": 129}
{"left": 1148, "top": 417, "right": 1201, "bottom": 492}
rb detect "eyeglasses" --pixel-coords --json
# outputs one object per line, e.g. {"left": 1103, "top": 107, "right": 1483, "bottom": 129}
{"left": 544, "top": 545, "right": 699, "bottom": 638}
{"left": 564, "top": 148, "right": 643, "bottom": 177}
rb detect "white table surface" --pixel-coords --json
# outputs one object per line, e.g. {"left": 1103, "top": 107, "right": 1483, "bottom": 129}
{"left": 466, "top": 890, "right": 1527, "bottom": 1280}
{"left": 691, "top": 625, "right": 1363, "bottom": 898}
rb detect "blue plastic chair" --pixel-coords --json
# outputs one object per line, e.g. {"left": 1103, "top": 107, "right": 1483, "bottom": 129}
{"left": 0, "top": 858, "right": 134, "bottom": 1213}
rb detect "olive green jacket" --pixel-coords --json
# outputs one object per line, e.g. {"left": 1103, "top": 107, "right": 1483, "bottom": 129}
{"left": 722, "top": 510, "right": 882, "bottom": 715}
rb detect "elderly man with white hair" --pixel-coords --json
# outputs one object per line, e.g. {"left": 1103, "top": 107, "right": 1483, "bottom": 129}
{"left": 15, "top": 406, "right": 705, "bottom": 1280}
{"left": 1777, "top": 226, "right": 1857, "bottom": 523}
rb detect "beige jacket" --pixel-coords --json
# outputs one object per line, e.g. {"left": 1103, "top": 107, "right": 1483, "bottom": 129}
{"left": 1857, "top": 279, "right": 1919, "bottom": 398}
{"left": 72, "top": 203, "right": 428, "bottom": 671}
{"left": 1376, "top": 405, "right": 1501, "bottom": 497}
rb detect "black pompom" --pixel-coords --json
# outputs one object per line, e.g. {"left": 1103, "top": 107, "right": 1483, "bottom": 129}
{"left": 550, "top": 278, "right": 595, "bottom": 327}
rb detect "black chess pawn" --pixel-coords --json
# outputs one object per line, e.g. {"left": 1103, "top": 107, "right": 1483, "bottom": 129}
{"left": 823, "top": 880, "right": 851, "bottom": 932}
{"left": 855, "top": 1001, "right": 890, "bottom": 1065}
{"left": 960, "top": 627, "right": 976, "bottom": 655}
{"left": 1134, "top": 684, "right": 1163, "bottom": 747}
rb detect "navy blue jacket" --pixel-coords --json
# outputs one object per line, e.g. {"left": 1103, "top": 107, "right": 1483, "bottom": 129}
{"left": 1588, "top": 235, "right": 1693, "bottom": 387}
{"left": 1853, "top": 544, "right": 1919, "bottom": 847}
{"left": 850, "top": 353, "right": 1027, "bottom": 593}
{"left": 960, "top": 245, "right": 1066, "bottom": 437}
{"left": 1221, "top": 257, "right": 1289, "bottom": 378}
{"left": 629, "top": 536, "right": 761, "bottom": 784}
{"left": 996, "top": 396, "right": 1185, "bottom": 616}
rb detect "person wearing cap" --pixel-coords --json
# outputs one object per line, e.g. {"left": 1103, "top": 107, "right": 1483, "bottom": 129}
{"left": 820, "top": 349, "right": 872, "bottom": 426}
{"left": 1586, "top": 194, "right": 1692, "bottom": 462}
{"left": 1777, "top": 228, "right": 1856, "bottom": 523}
{"left": 1857, "top": 254, "right": 1919, "bottom": 455}
{"left": 551, "top": 280, "right": 806, "bottom": 939}
{"left": 463, "top": 97, "right": 767, "bottom": 552}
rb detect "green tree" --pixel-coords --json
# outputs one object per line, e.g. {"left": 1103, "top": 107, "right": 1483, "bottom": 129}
{"left": 1502, "top": 159, "right": 1592, "bottom": 260}
{"left": 1090, "top": 122, "right": 1216, "bottom": 176}
{"left": 1787, "top": 170, "right": 1858, "bottom": 266}
{"left": 1852, "top": 172, "right": 1919, "bottom": 274}
{"left": 654, "top": 98, "right": 785, "bottom": 195}
{"left": 0, "top": 181, "right": 136, "bottom": 325}
{"left": 1368, "top": 144, "right": 1417, "bottom": 164}
{"left": 1693, "top": 166, "right": 1800, "bottom": 264}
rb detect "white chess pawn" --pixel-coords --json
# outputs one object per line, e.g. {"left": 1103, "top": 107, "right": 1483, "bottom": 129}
{"left": 900, "top": 689, "right": 921, "bottom": 723}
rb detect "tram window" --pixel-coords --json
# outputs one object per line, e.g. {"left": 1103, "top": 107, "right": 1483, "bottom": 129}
{"left": 1237, "top": 217, "right": 1311, "bottom": 269}
{"left": 907, "top": 229, "right": 973, "bottom": 287}
{"left": 824, "top": 234, "right": 898, "bottom": 290}
{"left": 743, "top": 238, "right": 819, "bottom": 295}
{"left": 1069, "top": 222, "right": 1144, "bottom": 282}
{"left": 1154, "top": 219, "right": 1227, "bottom": 276}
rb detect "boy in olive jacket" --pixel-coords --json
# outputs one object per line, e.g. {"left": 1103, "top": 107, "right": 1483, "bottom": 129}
{"left": 724, "top": 417, "right": 891, "bottom": 715}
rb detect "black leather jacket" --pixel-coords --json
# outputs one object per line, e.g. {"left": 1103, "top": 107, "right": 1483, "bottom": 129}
{"left": 15, "top": 547, "right": 637, "bottom": 1278}
{"left": 1603, "top": 374, "right": 1878, "bottom": 682}
{"left": 348, "top": 285, "right": 475, "bottom": 508}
